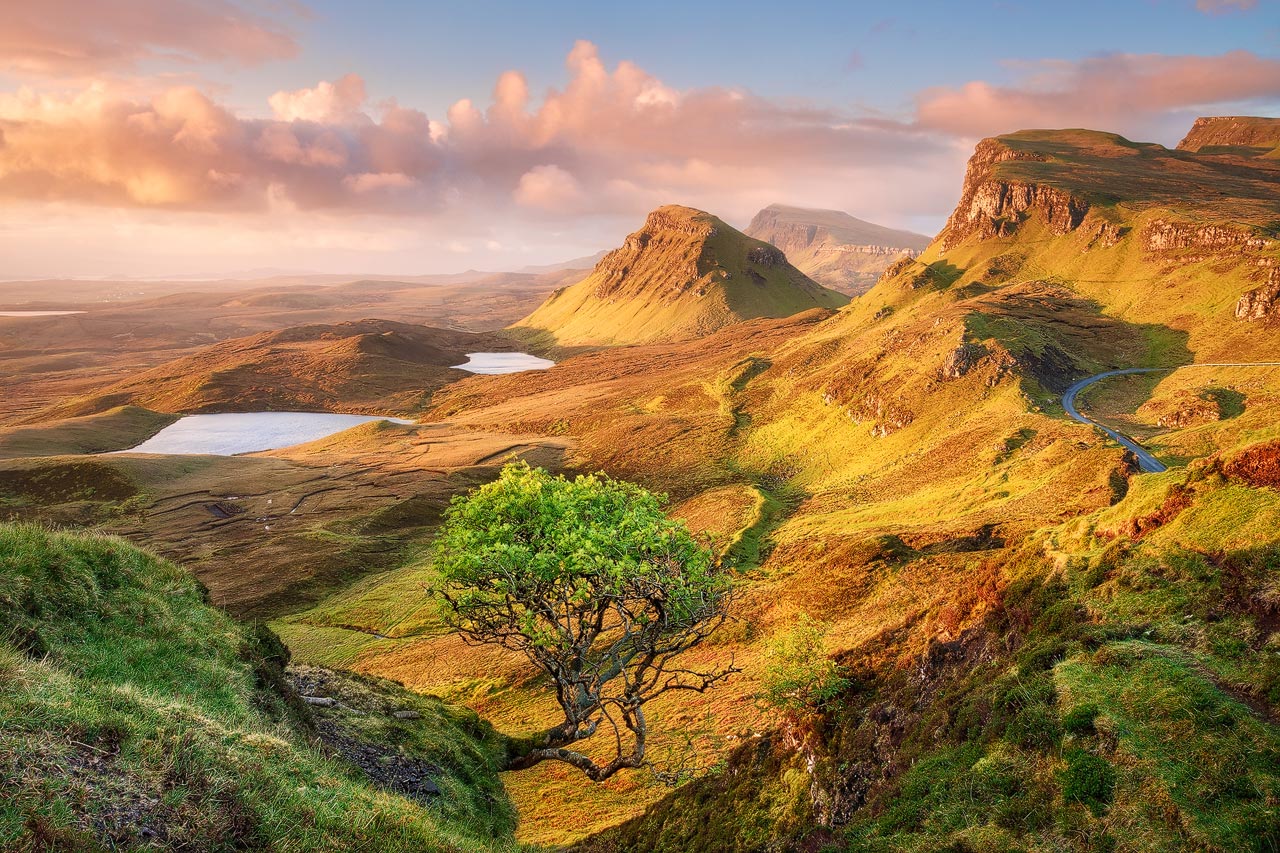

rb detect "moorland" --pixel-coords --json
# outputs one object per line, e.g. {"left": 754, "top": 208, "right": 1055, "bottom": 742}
{"left": 3, "top": 117, "right": 1280, "bottom": 852}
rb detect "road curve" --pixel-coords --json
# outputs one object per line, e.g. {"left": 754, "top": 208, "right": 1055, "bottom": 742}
{"left": 1062, "top": 362, "right": 1280, "bottom": 475}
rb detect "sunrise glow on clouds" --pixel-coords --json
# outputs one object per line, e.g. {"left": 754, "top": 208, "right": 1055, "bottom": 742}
{"left": 0, "top": 0, "right": 1276, "bottom": 277}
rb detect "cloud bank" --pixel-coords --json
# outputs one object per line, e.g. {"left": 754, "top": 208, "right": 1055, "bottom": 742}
{"left": 0, "top": 0, "right": 299, "bottom": 76}
{"left": 0, "top": 35, "right": 1277, "bottom": 273}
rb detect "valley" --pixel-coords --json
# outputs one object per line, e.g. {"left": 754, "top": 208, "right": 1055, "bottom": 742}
{"left": 3, "top": 115, "right": 1280, "bottom": 852}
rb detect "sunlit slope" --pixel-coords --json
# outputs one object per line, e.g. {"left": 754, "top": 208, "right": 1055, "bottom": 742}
{"left": 45, "top": 320, "right": 514, "bottom": 419}
{"left": 510, "top": 205, "right": 847, "bottom": 348}
{"left": 563, "top": 117, "right": 1280, "bottom": 852}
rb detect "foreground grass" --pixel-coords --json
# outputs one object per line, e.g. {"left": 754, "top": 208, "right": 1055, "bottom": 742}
{"left": 0, "top": 523, "right": 517, "bottom": 852}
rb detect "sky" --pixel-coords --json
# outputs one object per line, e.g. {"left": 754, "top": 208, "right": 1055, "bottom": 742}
{"left": 0, "top": 0, "right": 1277, "bottom": 279}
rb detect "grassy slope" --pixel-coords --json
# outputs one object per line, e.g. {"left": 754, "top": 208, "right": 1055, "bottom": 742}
{"left": 7, "top": 126, "right": 1279, "bottom": 851}
{"left": 272, "top": 480, "right": 775, "bottom": 847}
{"left": 0, "top": 406, "right": 177, "bottom": 459}
{"left": 581, "top": 457, "right": 1280, "bottom": 852}
{"left": 377, "top": 127, "right": 1280, "bottom": 848}
{"left": 47, "top": 320, "right": 510, "bottom": 420}
{"left": 0, "top": 523, "right": 517, "bottom": 852}
{"left": 511, "top": 206, "right": 847, "bottom": 349}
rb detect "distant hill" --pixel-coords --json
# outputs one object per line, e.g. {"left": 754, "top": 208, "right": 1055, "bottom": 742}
{"left": 1177, "top": 115, "right": 1280, "bottom": 153}
{"left": 49, "top": 320, "right": 513, "bottom": 418}
{"left": 509, "top": 205, "right": 847, "bottom": 348}
{"left": 744, "top": 203, "right": 930, "bottom": 295}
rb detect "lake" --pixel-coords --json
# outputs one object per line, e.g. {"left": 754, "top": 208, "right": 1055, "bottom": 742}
{"left": 118, "top": 412, "right": 414, "bottom": 456}
{"left": 452, "top": 352, "right": 555, "bottom": 374}
{"left": 0, "top": 310, "right": 86, "bottom": 317}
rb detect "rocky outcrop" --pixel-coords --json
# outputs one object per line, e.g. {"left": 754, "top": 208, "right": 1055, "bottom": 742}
{"left": 1177, "top": 116, "right": 1280, "bottom": 152}
{"left": 747, "top": 245, "right": 786, "bottom": 267}
{"left": 1143, "top": 219, "right": 1273, "bottom": 256}
{"left": 744, "top": 204, "right": 931, "bottom": 295}
{"left": 823, "top": 384, "right": 915, "bottom": 437}
{"left": 937, "top": 342, "right": 986, "bottom": 380}
{"left": 1222, "top": 438, "right": 1280, "bottom": 488}
{"left": 512, "top": 205, "right": 847, "bottom": 347}
{"left": 1236, "top": 268, "right": 1280, "bottom": 321}
{"left": 939, "top": 138, "right": 1092, "bottom": 250}
{"left": 1138, "top": 390, "right": 1224, "bottom": 429}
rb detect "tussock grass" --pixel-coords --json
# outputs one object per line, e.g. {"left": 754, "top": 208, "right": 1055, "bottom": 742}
{"left": 0, "top": 523, "right": 518, "bottom": 852}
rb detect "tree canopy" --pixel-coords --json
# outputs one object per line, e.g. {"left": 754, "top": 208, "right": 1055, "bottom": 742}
{"left": 433, "top": 462, "right": 736, "bottom": 781}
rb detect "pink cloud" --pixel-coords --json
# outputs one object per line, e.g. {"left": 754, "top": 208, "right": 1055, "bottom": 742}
{"left": 514, "top": 165, "right": 584, "bottom": 212}
{"left": 0, "top": 42, "right": 951, "bottom": 223}
{"left": 915, "top": 50, "right": 1280, "bottom": 139}
{"left": 0, "top": 0, "right": 299, "bottom": 77}
{"left": 1196, "top": 0, "right": 1257, "bottom": 14}
{"left": 3, "top": 39, "right": 1270, "bottom": 257}
{"left": 269, "top": 74, "right": 367, "bottom": 124}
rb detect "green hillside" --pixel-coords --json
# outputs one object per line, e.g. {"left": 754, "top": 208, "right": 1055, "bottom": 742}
{"left": 510, "top": 205, "right": 848, "bottom": 348}
{"left": 0, "top": 523, "right": 517, "bottom": 852}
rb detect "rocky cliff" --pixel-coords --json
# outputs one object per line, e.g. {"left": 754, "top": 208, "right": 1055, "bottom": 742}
{"left": 937, "top": 136, "right": 1093, "bottom": 250}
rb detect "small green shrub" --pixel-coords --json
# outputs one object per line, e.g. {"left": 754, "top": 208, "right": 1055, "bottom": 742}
{"left": 1062, "top": 703, "right": 1100, "bottom": 736}
{"left": 1061, "top": 749, "right": 1116, "bottom": 816}
{"left": 758, "top": 615, "right": 850, "bottom": 713}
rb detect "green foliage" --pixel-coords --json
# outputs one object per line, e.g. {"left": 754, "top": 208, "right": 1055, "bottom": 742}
{"left": 0, "top": 523, "right": 516, "bottom": 852}
{"left": 434, "top": 462, "right": 735, "bottom": 780}
{"left": 758, "top": 615, "right": 850, "bottom": 713}
{"left": 435, "top": 462, "right": 724, "bottom": 644}
{"left": 1060, "top": 749, "right": 1116, "bottom": 815}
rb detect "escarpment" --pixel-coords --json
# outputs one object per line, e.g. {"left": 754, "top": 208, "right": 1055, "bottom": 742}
{"left": 1177, "top": 116, "right": 1280, "bottom": 152}
{"left": 938, "top": 137, "right": 1090, "bottom": 250}
{"left": 745, "top": 204, "right": 930, "bottom": 295}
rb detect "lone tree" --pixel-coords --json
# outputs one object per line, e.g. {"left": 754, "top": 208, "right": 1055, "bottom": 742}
{"left": 433, "top": 462, "right": 736, "bottom": 781}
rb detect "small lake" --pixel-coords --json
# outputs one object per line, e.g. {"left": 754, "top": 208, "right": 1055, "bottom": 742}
{"left": 0, "top": 310, "right": 86, "bottom": 317}
{"left": 452, "top": 352, "right": 555, "bottom": 374}
{"left": 118, "top": 412, "right": 414, "bottom": 456}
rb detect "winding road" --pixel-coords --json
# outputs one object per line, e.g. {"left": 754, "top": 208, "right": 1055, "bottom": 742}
{"left": 1062, "top": 363, "right": 1280, "bottom": 475}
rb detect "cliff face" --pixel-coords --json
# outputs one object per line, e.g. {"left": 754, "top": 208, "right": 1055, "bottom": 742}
{"left": 590, "top": 207, "right": 712, "bottom": 302}
{"left": 745, "top": 205, "right": 930, "bottom": 295}
{"left": 1177, "top": 116, "right": 1280, "bottom": 152}
{"left": 937, "top": 137, "right": 1092, "bottom": 250}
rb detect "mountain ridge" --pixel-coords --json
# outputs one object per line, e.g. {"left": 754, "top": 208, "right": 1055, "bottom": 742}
{"left": 509, "top": 204, "right": 847, "bottom": 348}
{"left": 744, "top": 203, "right": 931, "bottom": 296}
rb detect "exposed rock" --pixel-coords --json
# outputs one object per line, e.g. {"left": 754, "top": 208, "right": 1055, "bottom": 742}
{"left": 1142, "top": 219, "right": 1272, "bottom": 255}
{"left": 1222, "top": 438, "right": 1280, "bottom": 488}
{"left": 939, "top": 137, "right": 1089, "bottom": 249}
{"left": 513, "top": 204, "right": 847, "bottom": 347}
{"left": 1177, "top": 116, "right": 1280, "bottom": 152}
{"left": 744, "top": 204, "right": 930, "bottom": 295}
{"left": 937, "top": 342, "right": 987, "bottom": 380}
{"left": 288, "top": 667, "right": 444, "bottom": 804}
{"left": 1110, "top": 484, "right": 1194, "bottom": 540}
{"left": 1138, "top": 389, "right": 1223, "bottom": 428}
{"left": 824, "top": 385, "right": 915, "bottom": 437}
{"left": 747, "top": 244, "right": 786, "bottom": 267}
{"left": 1236, "top": 269, "right": 1280, "bottom": 321}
